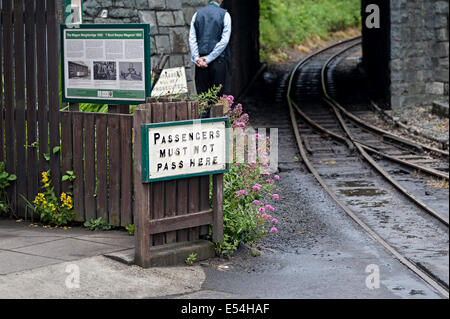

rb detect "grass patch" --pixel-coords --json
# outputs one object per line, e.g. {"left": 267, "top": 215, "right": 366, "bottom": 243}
{"left": 260, "top": 0, "right": 361, "bottom": 63}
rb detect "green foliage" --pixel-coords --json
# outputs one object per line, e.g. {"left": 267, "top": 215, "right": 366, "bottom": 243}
{"left": 125, "top": 224, "right": 135, "bottom": 236}
{"left": 21, "top": 171, "right": 75, "bottom": 226}
{"left": 0, "top": 162, "right": 17, "bottom": 215}
{"left": 197, "top": 85, "right": 222, "bottom": 115}
{"left": 185, "top": 252, "right": 198, "bottom": 266}
{"left": 62, "top": 170, "right": 76, "bottom": 183}
{"left": 84, "top": 217, "right": 112, "bottom": 231}
{"left": 79, "top": 103, "right": 109, "bottom": 113}
{"left": 260, "top": 0, "right": 361, "bottom": 61}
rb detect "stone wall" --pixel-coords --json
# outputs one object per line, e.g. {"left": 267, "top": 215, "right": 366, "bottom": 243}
{"left": 83, "top": 0, "right": 209, "bottom": 94}
{"left": 390, "top": 0, "right": 449, "bottom": 108}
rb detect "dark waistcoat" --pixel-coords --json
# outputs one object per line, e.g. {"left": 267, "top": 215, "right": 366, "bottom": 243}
{"left": 194, "top": 4, "right": 231, "bottom": 64}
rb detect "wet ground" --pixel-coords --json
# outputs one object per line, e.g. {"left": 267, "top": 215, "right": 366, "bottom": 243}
{"left": 173, "top": 53, "right": 447, "bottom": 298}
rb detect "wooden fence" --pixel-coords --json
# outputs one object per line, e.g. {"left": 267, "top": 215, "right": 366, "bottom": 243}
{"left": 60, "top": 108, "right": 133, "bottom": 226}
{"left": 1, "top": 0, "right": 61, "bottom": 218}
{"left": 1, "top": 1, "right": 223, "bottom": 246}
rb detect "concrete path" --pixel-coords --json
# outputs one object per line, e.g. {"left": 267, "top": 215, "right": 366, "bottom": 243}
{"left": 0, "top": 220, "right": 204, "bottom": 298}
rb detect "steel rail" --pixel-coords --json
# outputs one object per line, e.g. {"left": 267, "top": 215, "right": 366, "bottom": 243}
{"left": 321, "top": 43, "right": 449, "bottom": 226}
{"left": 286, "top": 40, "right": 449, "bottom": 298}
{"left": 291, "top": 99, "right": 449, "bottom": 180}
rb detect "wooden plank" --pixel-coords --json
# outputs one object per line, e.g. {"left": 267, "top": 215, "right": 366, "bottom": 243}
{"left": 108, "top": 115, "right": 121, "bottom": 226}
{"left": 72, "top": 112, "right": 84, "bottom": 221}
{"left": 47, "top": 0, "right": 61, "bottom": 195}
{"left": 120, "top": 115, "right": 133, "bottom": 226}
{"left": 0, "top": 6, "right": 3, "bottom": 162}
{"left": 175, "top": 101, "right": 189, "bottom": 242}
{"left": 95, "top": 114, "right": 108, "bottom": 221}
{"left": 164, "top": 102, "right": 177, "bottom": 244}
{"left": 199, "top": 175, "right": 210, "bottom": 236}
{"left": 151, "top": 102, "right": 165, "bottom": 245}
{"left": 188, "top": 101, "right": 200, "bottom": 241}
{"left": 83, "top": 114, "right": 96, "bottom": 220}
{"left": 36, "top": 0, "right": 49, "bottom": 175}
{"left": 2, "top": 0, "right": 15, "bottom": 215}
{"left": 25, "top": 0, "right": 38, "bottom": 219}
{"left": 60, "top": 112, "right": 72, "bottom": 194}
{"left": 211, "top": 105, "right": 224, "bottom": 243}
{"left": 149, "top": 210, "right": 213, "bottom": 235}
{"left": 14, "top": 0, "right": 27, "bottom": 216}
{"left": 108, "top": 104, "right": 130, "bottom": 114}
{"left": 134, "top": 106, "right": 152, "bottom": 268}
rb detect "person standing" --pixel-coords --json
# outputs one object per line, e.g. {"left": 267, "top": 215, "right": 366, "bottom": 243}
{"left": 189, "top": 0, "right": 231, "bottom": 101}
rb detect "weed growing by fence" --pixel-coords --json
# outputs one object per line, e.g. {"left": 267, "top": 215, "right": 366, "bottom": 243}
{"left": 84, "top": 217, "right": 112, "bottom": 231}
{"left": 0, "top": 162, "right": 17, "bottom": 216}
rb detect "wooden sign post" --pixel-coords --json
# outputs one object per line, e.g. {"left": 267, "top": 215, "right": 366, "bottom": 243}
{"left": 133, "top": 99, "right": 226, "bottom": 268}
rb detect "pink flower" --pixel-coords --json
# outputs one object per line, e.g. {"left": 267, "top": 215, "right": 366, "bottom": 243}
{"left": 252, "top": 184, "right": 262, "bottom": 192}
{"left": 265, "top": 204, "right": 275, "bottom": 212}
{"left": 266, "top": 179, "right": 271, "bottom": 184}
{"left": 272, "top": 194, "right": 279, "bottom": 200}
{"left": 255, "top": 133, "right": 260, "bottom": 139}
{"left": 252, "top": 200, "right": 260, "bottom": 206}
{"left": 272, "top": 218, "right": 278, "bottom": 224}
{"left": 262, "top": 163, "right": 269, "bottom": 168}
{"left": 274, "top": 175, "right": 280, "bottom": 180}
{"left": 270, "top": 227, "right": 278, "bottom": 233}
{"left": 266, "top": 215, "right": 273, "bottom": 220}
{"left": 201, "top": 102, "right": 206, "bottom": 107}
{"left": 225, "top": 182, "right": 231, "bottom": 187}
{"left": 258, "top": 207, "right": 266, "bottom": 213}
{"left": 261, "top": 213, "right": 267, "bottom": 219}
{"left": 235, "top": 190, "right": 248, "bottom": 196}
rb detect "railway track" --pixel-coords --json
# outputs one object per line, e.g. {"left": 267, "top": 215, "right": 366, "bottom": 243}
{"left": 286, "top": 38, "right": 449, "bottom": 298}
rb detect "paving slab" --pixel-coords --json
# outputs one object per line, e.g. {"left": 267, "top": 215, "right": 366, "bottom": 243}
{"left": 73, "top": 234, "right": 134, "bottom": 249}
{"left": 13, "top": 238, "right": 126, "bottom": 261}
{"left": 0, "top": 232, "right": 65, "bottom": 250}
{"left": 0, "top": 250, "right": 62, "bottom": 275}
{"left": 0, "top": 256, "right": 205, "bottom": 299}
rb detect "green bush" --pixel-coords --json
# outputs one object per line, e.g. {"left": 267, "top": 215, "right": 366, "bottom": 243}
{"left": 260, "top": 0, "right": 361, "bottom": 61}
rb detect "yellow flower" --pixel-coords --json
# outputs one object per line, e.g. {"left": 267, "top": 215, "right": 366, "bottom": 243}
{"left": 44, "top": 183, "right": 50, "bottom": 188}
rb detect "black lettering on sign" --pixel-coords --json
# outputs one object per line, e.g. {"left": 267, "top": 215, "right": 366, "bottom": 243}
{"left": 154, "top": 133, "right": 160, "bottom": 145}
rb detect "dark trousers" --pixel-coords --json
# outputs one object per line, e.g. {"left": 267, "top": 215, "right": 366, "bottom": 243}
{"left": 195, "top": 57, "right": 230, "bottom": 97}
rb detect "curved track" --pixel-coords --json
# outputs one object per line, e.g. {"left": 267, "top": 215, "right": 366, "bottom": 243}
{"left": 286, "top": 38, "right": 449, "bottom": 298}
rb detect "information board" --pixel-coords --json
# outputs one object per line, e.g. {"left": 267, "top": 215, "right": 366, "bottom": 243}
{"left": 141, "top": 118, "right": 229, "bottom": 182}
{"left": 151, "top": 67, "right": 188, "bottom": 97}
{"left": 61, "top": 24, "right": 151, "bottom": 104}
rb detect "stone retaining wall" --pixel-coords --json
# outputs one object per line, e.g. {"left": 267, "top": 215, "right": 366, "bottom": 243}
{"left": 390, "top": 0, "right": 449, "bottom": 108}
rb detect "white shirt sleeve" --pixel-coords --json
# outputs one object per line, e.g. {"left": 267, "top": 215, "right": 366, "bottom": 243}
{"left": 204, "top": 12, "right": 231, "bottom": 65}
{"left": 189, "top": 12, "right": 200, "bottom": 63}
